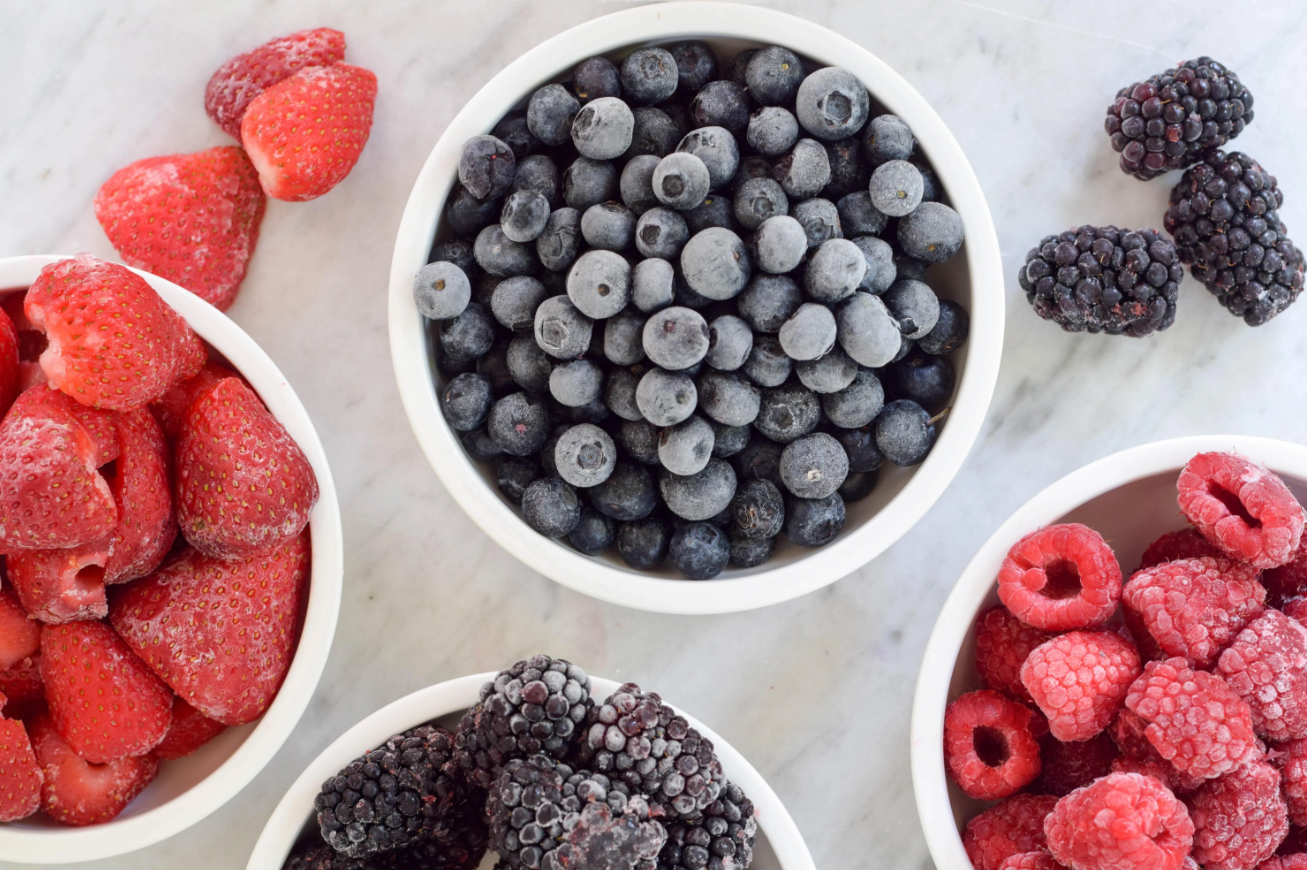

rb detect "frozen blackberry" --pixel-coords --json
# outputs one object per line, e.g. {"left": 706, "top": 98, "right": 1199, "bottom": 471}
{"left": 618, "top": 517, "right": 671, "bottom": 570}
{"left": 1105, "top": 57, "right": 1254, "bottom": 180}
{"left": 655, "top": 782, "right": 757, "bottom": 870}
{"left": 1018, "top": 226, "right": 1183, "bottom": 336}
{"left": 1164, "top": 150, "right": 1305, "bottom": 325}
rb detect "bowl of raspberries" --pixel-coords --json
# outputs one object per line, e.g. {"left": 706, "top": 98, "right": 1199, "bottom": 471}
{"left": 246, "top": 654, "right": 814, "bottom": 870}
{"left": 911, "top": 435, "right": 1307, "bottom": 870}
{"left": 0, "top": 254, "right": 343, "bottom": 863}
{"left": 388, "top": 1, "right": 1003, "bottom": 612}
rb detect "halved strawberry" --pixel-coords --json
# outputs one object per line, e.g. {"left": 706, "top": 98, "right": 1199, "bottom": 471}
{"left": 7, "top": 542, "right": 110, "bottom": 624}
{"left": 0, "top": 654, "right": 43, "bottom": 711}
{"left": 1, "top": 293, "right": 47, "bottom": 366}
{"left": 150, "top": 361, "right": 238, "bottom": 441}
{"left": 110, "top": 532, "right": 309, "bottom": 726}
{"left": 28, "top": 712, "right": 157, "bottom": 826}
{"left": 152, "top": 696, "right": 226, "bottom": 761}
{"left": 102, "top": 408, "right": 175, "bottom": 584}
{"left": 9, "top": 384, "right": 120, "bottom": 467}
{"left": 40, "top": 621, "right": 172, "bottom": 763}
{"left": 0, "top": 305, "right": 18, "bottom": 418}
{"left": 0, "top": 718, "right": 42, "bottom": 821}
{"left": 0, "top": 587, "right": 40, "bottom": 670}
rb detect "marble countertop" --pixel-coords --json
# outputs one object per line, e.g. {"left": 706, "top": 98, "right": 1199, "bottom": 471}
{"left": 3, "top": 1, "right": 1307, "bottom": 867}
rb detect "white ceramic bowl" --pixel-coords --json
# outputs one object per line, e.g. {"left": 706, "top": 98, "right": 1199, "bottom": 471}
{"left": 245, "top": 673, "right": 814, "bottom": 870}
{"left": 0, "top": 254, "right": 344, "bottom": 864}
{"left": 388, "top": 2, "right": 1004, "bottom": 614}
{"left": 910, "top": 435, "right": 1307, "bottom": 870}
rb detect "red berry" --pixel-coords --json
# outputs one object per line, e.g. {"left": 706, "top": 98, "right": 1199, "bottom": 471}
{"left": 150, "top": 361, "right": 239, "bottom": 440}
{"left": 102, "top": 407, "right": 175, "bottom": 585}
{"left": 95, "top": 147, "right": 267, "bottom": 311}
{"left": 1259, "top": 857, "right": 1307, "bottom": 870}
{"left": 9, "top": 384, "right": 120, "bottom": 466}
{"left": 1138, "top": 528, "right": 1222, "bottom": 571}
{"left": 0, "top": 654, "right": 43, "bottom": 712}
{"left": 27, "top": 712, "right": 158, "bottom": 826}
{"left": 7, "top": 542, "right": 111, "bottom": 625}
{"left": 1109, "top": 710, "right": 1206, "bottom": 794}
{"left": 1218, "top": 610, "right": 1307, "bottom": 742}
{"left": 1277, "top": 739, "right": 1307, "bottom": 828}
{"left": 1021, "top": 631, "right": 1142, "bottom": 742}
{"left": 1178, "top": 452, "right": 1305, "bottom": 570}
{"left": 1045, "top": 772, "right": 1194, "bottom": 870}
{"left": 1265, "top": 550, "right": 1307, "bottom": 607}
{"left": 152, "top": 696, "right": 227, "bottom": 761}
{"left": 1000, "top": 852, "right": 1065, "bottom": 870}
{"left": 975, "top": 606, "right": 1053, "bottom": 704}
{"left": 0, "top": 587, "right": 39, "bottom": 670}
{"left": 1190, "top": 760, "right": 1289, "bottom": 870}
{"left": 0, "top": 305, "right": 19, "bottom": 418}
{"left": 997, "top": 523, "right": 1123, "bottom": 631}
{"left": 945, "top": 689, "right": 1042, "bottom": 800}
{"left": 1035, "top": 732, "right": 1119, "bottom": 797}
{"left": 0, "top": 718, "right": 42, "bottom": 822}
{"left": 1285, "top": 598, "right": 1307, "bottom": 627}
{"left": 963, "top": 794, "right": 1059, "bottom": 870}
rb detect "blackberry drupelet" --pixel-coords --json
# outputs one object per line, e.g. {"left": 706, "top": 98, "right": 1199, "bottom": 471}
{"left": 1018, "top": 226, "right": 1182, "bottom": 336}
{"left": 1105, "top": 57, "right": 1254, "bottom": 180}
{"left": 654, "top": 781, "right": 757, "bottom": 870}
{"left": 1164, "top": 149, "right": 1305, "bottom": 325}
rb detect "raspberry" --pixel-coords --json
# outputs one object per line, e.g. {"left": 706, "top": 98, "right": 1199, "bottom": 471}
{"left": 1259, "top": 857, "right": 1307, "bottom": 870}
{"left": 1034, "top": 732, "right": 1118, "bottom": 796}
{"left": 1277, "top": 739, "right": 1307, "bottom": 827}
{"left": 1021, "top": 631, "right": 1142, "bottom": 742}
{"left": 1122, "top": 557, "right": 1267, "bottom": 668}
{"left": 1285, "top": 598, "right": 1307, "bottom": 626}
{"left": 999, "top": 852, "right": 1065, "bottom": 870}
{"left": 1190, "top": 760, "right": 1289, "bottom": 870}
{"left": 944, "top": 690, "right": 1042, "bottom": 800}
{"left": 1178, "top": 453, "right": 1305, "bottom": 569}
{"left": 998, "top": 524, "right": 1123, "bottom": 631}
{"left": 1045, "top": 772, "right": 1193, "bottom": 870}
{"left": 1265, "top": 550, "right": 1307, "bottom": 607}
{"left": 963, "top": 794, "right": 1059, "bottom": 870}
{"left": 1109, "top": 710, "right": 1206, "bottom": 794}
{"left": 975, "top": 607, "right": 1053, "bottom": 703}
{"left": 1124, "top": 657, "right": 1260, "bottom": 780}
{"left": 1139, "top": 528, "right": 1222, "bottom": 571}
{"left": 1218, "top": 609, "right": 1307, "bottom": 742}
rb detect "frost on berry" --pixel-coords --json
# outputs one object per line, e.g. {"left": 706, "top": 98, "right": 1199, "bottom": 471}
{"left": 1138, "top": 528, "right": 1222, "bottom": 571}
{"left": 1177, "top": 452, "right": 1305, "bottom": 569}
{"left": 998, "top": 523, "right": 1123, "bottom": 631}
{"left": 1266, "top": 549, "right": 1307, "bottom": 607}
{"left": 999, "top": 852, "right": 1064, "bottom": 870}
{"left": 1190, "top": 760, "right": 1289, "bottom": 870}
{"left": 944, "top": 690, "right": 1042, "bottom": 800}
{"left": 975, "top": 607, "right": 1053, "bottom": 704}
{"left": 1108, "top": 710, "right": 1206, "bottom": 794}
{"left": 1258, "top": 856, "right": 1307, "bottom": 870}
{"left": 1218, "top": 609, "right": 1307, "bottom": 742}
{"left": 1045, "top": 772, "right": 1193, "bottom": 870}
{"left": 1034, "top": 732, "right": 1118, "bottom": 797}
{"left": 963, "top": 794, "right": 1059, "bottom": 870}
{"left": 1276, "top": 738, "right": 1307, "bottom": 828}
{"left": 1020, "top": 631, "right": 1142, "bottom": 742}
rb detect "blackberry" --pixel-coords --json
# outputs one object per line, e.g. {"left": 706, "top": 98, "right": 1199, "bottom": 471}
{"left": 452, "top": 655, "right": 592, "bottom": 789}
{"left": 655, "top": 782, "right": 757, "bottom": 870}
{"left": 1164, "top": 150, "right": 1305, "bottom": 325}
{"left": 1018, "top": 226, "right": 1182, "bottom": 336}
{"left": 313, "top": 724, "right": 482, "bottom": 860}
{"left": 574, "top": 684, "right": 725, "bottom": 822}
{"left": 1105, "top": 57, "right": 1253, "bottom": 180}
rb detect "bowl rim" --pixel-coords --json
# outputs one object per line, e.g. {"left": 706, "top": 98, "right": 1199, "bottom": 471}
{"left": 909, "top": 434, "right": 1307, "bottom": 870}
{"left": 0, "top": 254, "right": 344, "bottom": 864}
{"left": 244, "top": 672, "right": 816, "bottom": 870}
{"left": 386, "top": 0, "right": 1005, "bottom": 614}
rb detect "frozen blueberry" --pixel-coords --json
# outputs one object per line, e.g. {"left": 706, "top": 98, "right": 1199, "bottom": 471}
{"left": 897, "top": 201, "right": 964, "bottom": 263}
{"left": 618, "top": 419, "right": 661, "bottom": 465}
{"left": 697, "top": 370, "right": 761, "bottom": 427}
{"left": 636, "top": 367, "right": 697, "bottom": 426}
{"left": 580, "top": 203, "right": 636, "bottom": 252}
{"left": 795, "top": 346, "right": 857, "bottom": 394}
{"left": 619, "top": 155, "right": 661, "bottom": 215}
{"left": 566, "top": 250, "right": 631, "bottom": 319}
{"left": 652, "top": 152, "right": 711, "bottom": 211}
{"left": 627, "top": 107, "right": 682, "bottom": 158}
{"left": 439, "top": 302, "right": 496, "bottom": 362}
{"left": 492, "top": 111, "right": 538, "bottom": 160}
{"left": 919, "top": 299, "right": 969, "bottom": 355}
{"left": 746, "top": 45, "right": 804, "bottom": 106}
{"left": 691, "top": 80, "right": 749, "bottom": 132}
{"left": 823, "top": 138, "right": 868, "bottom": 199}
{"left": 474, "top": 225, "right": 536, "bottom": 277}
{"left": 568, "top": 507, "right": 615, "bottom": 555}
{"left": 883, "top": 279, "right": 939, "bottom": 340}
{"left": 774, "top": 139, "right": 831, "bottom": 200}
{"left": 876, "top": 399, "right": 936, "bottom": 466}
{"left": 884, "top": 350, "right": 954, "bottom": 414}
{"left": 429, "top": 238, "right": 477, "bottom": 276}
{"left": 531, "top": 208, "right": 581, "bottom": 274}
{"left": 839, "top": 469, "right": 878, "bottom": 502}
{"left": 567, "top": 395, "right": 610, "bottom": 425}
{"left": 507, "top": 334, "right": 553, "bottom": 393}
{"left": 680, "top": 227, "right": 751, "bottom": 300}
{"left": 705, "top": 315, "right": 753, "bottom": 371}
{"left": 892, "top": 251, "right": 930, "bottom": 284}
{"left": 554, "top": 423, "right": 617, "bottom": 487}
{"left": 602, "top": 310, "right": 646, "bottom": 367}
{"left": 604, "top": 365, "right": 643, "bottom": 421}
{"left": 822, "top": 367, "right": 884, "bottom": 429}
{"left": 571, "top": 97, "right": 634, "bottom": 161}
{"left": 869, "top": 160, "right": 924, "bottom": 217}
{"left": 741, "top": 335, "right": 792, "bottom": 387}
{"left": 499, "top": 190, "right": 551, "bottom": 243}
{"left": 683, "top": 194, "right": 736, "bottom": 234}
{"left": 779, "top": 432, "right": 848, "bottom": 499}
{"left": 754, "top": 382, "right": 820, "bottom": 443}
{"left": 677, "top": 127, "right": 739, "bottom": 190}
{"left": 733, "top": 178, "right": 788, "bottom": 231}
{"left": 497, "top": 457, "right": 539, "bottom": 504}
{"left": 668, "top": 523, "right": 730, "bottom": 579}
{"left": 796, "top": 67, "right": 869, "bottom": 141}
{"left": 834, "top": 424, "right": 884, "bottom": 473}
{"left": 521, "top": 476, "right": 582, "bottom": 537}
{"left": 750, "top": 217, "right": 807, "bottom": 277}
{"left": 632, "top": 258, "right": 676, "bottom": 313}
{"left": 414, "top": 261, "right": 472, "bottom": 321}
{"left": 490, "top": 276, "right": 547, "bottom": 332}
{"left": 437, "top": 349, "right": 474, "bottom": 378}
{"left": 549, "top": 359, "right": 604, "bottom": 407}
{"left": 534, "top": 295, "right": 594, "bottom": 359}
{"left": 734, "top": 436, "right": 783, "bottom": 486}
{"left": 729, "top": 477, "right": 785, "bottom": 540}
{"left": 673, "top": 279, "right": 716, "bottom": 311}
{"left": 725, "top": 47, "right": 757, "bottom": 87}
{"left": 446, "top": 184, "right": 502, "bottom": 238}
{"left": 916, "top": 163, "right": 940, "bottom": 203}
{"left": 730, "top": 533, "right": 774, "bottom": 567}
{"left": 863, "top": 114, "right": 914, "bottom": 165}
{"left": 664, "top": 40, "right": 716, "bottom": 93}
{"left": 459, "top": 134, "right": 516, "bottom": 200}
{"left": 440, "top": 372, "right": 493, "bottom": 431}
{"left": 837, "top": 292, "right": 901, "bottom": 367}
{"left": 539, "top": 425, "right": 567, "bottom": 476}
{"left": 573, "top": 56, "right": 621, "bottom": 103}
{"left": 562, "top": 157, "right": 617, "bottom": 210}
{"left": 477, "top": 337, "right": 515, "bottom": 395}
{"left": 463, "top": 428, "right": 504, "bottom": 462}
{"left": 642, "top": 306, "right": 710, "bottom": 370}
{"left": 527, "top": 84, "right": 580, "bottom": 146}
{"left": 661, "top": 459, "right": 737, "bottom": 522}
{"left": 805, "top": 238, "right": 866, "bottom": 303}
{"left": 784, "top": 493, "right": 845, "bottom": 547}
{"left": 472, "top": 273, "right": 502, "bottom": 307}
{"left": 778, "top": 303, "right": 837, "bottom": 361}
{"left": 733, "top": 155, "right": 774, "bottom": 192}
{"left": 890, "top": 337, "right": 915, "bottom": 364}
{"left": 747, "top": 106, "right": 800, "bottom": 158}
{"left": 658, "top": 415, "right": 716, "bottom": 476}
{"left": 617, "top": 517, "right": 670, "bottom": 569}
{"left": 589, "top": 462, "right": 657, "bottom": 522}
{"left": 791, "top": 199, "right": 842, "bottom": 250}
{"left": 710, "top": 421, "right": 751, "bottom": 458}
{"left": 620, "top": 47, "right": 678, "bottom": 104}
{"left": 635, "top": 207, "right": 689, "bottom": 260}
{"left": 738, "top": 274, "right": 801, "bottom": 333}
{"left": 837, "top": 191, "right": 888, "bottom": 238}
{"left": 852, "top": 235, "right": 895, "bottom": 293}
{"left": 487, "top": 391, "right": 550, "bottom": 456}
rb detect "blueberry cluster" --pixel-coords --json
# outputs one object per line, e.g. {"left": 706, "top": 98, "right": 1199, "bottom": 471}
{"left": 414, "top": 42, "right": 969, "bottom": 579}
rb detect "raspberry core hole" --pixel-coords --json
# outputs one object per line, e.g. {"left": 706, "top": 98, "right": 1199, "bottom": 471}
{"left": 1207, "top": 481, "right": 1261, "bottom": 528}
{"left": 1040, "top": 559, "right": 1083, "bottom": 600}
{"left": 972, "top": 726, "right": 1010, "bottom": 767}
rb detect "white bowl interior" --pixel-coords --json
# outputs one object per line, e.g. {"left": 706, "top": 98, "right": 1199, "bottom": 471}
{"left": 246, "top": 675, "right": 814, "bottom": 870}
{"left": 0, "top": 255, "right": 344, "bottom": 865}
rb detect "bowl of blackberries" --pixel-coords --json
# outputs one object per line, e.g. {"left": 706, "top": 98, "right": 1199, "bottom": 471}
{"left": 389, "top": 2, "right": 1003, "bottom": 612}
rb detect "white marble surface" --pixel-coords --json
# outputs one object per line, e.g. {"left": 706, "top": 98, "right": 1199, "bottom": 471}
{"left": 3, "top": 1, "right": 1307, "bottom": 868}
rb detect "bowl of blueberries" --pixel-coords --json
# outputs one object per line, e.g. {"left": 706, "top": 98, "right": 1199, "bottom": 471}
{"left": 388, "top": 1, "right": 1003, "bottom": 613}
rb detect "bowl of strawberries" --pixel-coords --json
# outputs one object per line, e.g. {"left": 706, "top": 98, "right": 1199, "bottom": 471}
{"left": 0, "top": 254, "right": 342, "bottom": 863}
{"left": 912, "top": 436, "right": 1307, "bottom": 870}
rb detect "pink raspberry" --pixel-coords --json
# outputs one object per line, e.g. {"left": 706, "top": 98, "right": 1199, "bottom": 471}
{"left": 1044, "top": 772, "right": 1194, "bottom": 870}
{"left": 999, "top": 852, "right": 1065, "bottom": 870}
{"left": 1190, "top": 760, "right": 1289, "bottom": 870}
{"left": 1021, "top": 631, "right": 1142, "bottom": 742}
{"left": 1139, "top": 528, "right": 1222, "bottom": 571}
{"left": 1258, "top": 857, "right": 1307, "bottom": 870}
{"left": 1035, "top": 732, "right": 1118, "bottom": 796}
{"left": 964, "top": 794, "right": 1059, "bottom": 870}
{"left": 1178, "top": 452, "right": 1305, "bottom": 569}
{"left": 1108, "top": 710, "right": 1206, "bottom": 793}
{"left": 1276, "top": 738, "right": 1307, "bottom": 827}
{"left": 1283, "top": 598, "right": 1307, "bottom": 626}
{"left": 998, "top": 524, "right": 1123, "bottom": 631}
{"left": 1124, "top": 657, "right": 1260, "bottom": 780}
{"left": 1218, "top": 609, "right": 1307, "bottom": 742}
{"left": 945, "top": 690, "right": 1042, "bottom": 800}
{"left": 976, "top": 606, "right": 1054, "bottom": 704}
{"left": 1266, "top": 549, "right": 1307, "bottom": 607}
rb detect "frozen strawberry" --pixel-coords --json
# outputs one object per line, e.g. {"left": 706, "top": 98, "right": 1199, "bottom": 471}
{"left": 1178, "top": 452, "right": 1305, "bottom": 569}
{"left": 975, "top": 606, "right": 1053, "bottom": 704}
{"left": 24, "top": 255, "right": 206, "bottom": 411}
{"left": 7, "top": 543, "right": 110, "bottom": 624}
{"left": 27, "top": 712, "right": 158, "bottom": 826}
{"left": 1218, "top": 610, "right": 1307, "bottom": 742}
{"left": 175, "top": 378, "right": 318, "bottom": 558}
{"left": 0, "top": 654, "right": 43, "bottom": 711}
{"left": 40, "top": 621, "right": 172, "bottom": 763}
{"left": 95, "top": 147, "right": 267, "bottom": 311}
{"left": 0, "top": 305, "right": 18, "bottom": 417}
{"left": 1190, "top": 760, "right": 1289, "bottom": 870}
{"left": 150, "top": 361, "right": 238, "bottom": 440}
{"left": 0, "top": 587, "right": 39, "bottom": 670}
{"left": 241, "top": 62, "right": 377, "bottom": 202}
{"left": 9, "top": 384, "right": 120, "bottom": 466}
{"left": 1021, "top": 631, "right": 1141, "bottom": 742}
{"left": 109, "top": 531, "right": 310, "bottom": 726}
{"left": 1138, "top": 528, "right": 1221, "bottom": 571}
{"left": 0, "top": 718, "right": 42, "bottom": 821}
{"left": 997, "top": 523, "right": 1123, "bottom": 631}
{"left": 101, "top": 408, "right": 175, "bottom": 584}
{"left": 152, "top": 696, "right": 226, "bottom": 761}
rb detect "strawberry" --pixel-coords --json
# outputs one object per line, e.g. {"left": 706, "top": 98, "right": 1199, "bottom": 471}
{"left": 175, "top": 377, "right": 318, "bottom": 558}
{"left": 7, "top": 544, "right": 110, "bottom": 625}
{"left": 150, "top": 361, "right": 238, "bottom": 440}
{"left": 109, "top": 532, "right": 310, "bottom": 726}
{"left": 94, "top": 147, "right": 267, "bottom": 312}
{"left": 0, "top": 653, "right": 44, "bottom": 713}
{"left": 0, "top": 718, "right": 42, "bottom": 821}
{"left": 24, "top": 255, "right": 206, "bottom": 411}
{"left": 0, "top": 587, "right": 40, "bottom": 670}
{"left": 241, "top": 62, "right": 377, "bottom": 202}
{"left": 102, "top": 408, "right": 175, "bottom": 584}
{"left": 9, "top": 384, "right": 120, "bottom": 467}
{"left": 0, "top": 305, "right": 18, "bottom": 418}
{"left": 27, "top": 712, "right": 157, "bottom": 826}
{"left": 204, "top": 27, "right": 346, "bottom": 140}
{"left": 40, "top": 621, "right": 173, "bottom": 763}
{"left": 152, "top": 696, "right": 226, "bottom": 761}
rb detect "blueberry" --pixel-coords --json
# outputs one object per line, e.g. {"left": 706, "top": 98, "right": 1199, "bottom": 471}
{"left": 568, "top": 507, "right": 615, "bottom": 555}
{"left": 883, "top": 279, "right": 940, "bottom": 340}
{"left": 751, "top": 216, "right": 808, "bottom": 276}
{"left": 778, "top": 303, "right": 837, "bottom": 361}
{"left": 734, "top": 436, "right": 784, "bottom": 486}
{"left": 774, "top": 139, "right": 831, "bottom": 200}
{"left": 666, "top": 523, "right": 729, "bottom": 579}
{"left": 919, "top": 299, "right": 970, "bottom": 355}
{"left": 642, "top": 306, "right": 709, "bottom": 370}
{"left": 499, "top": 190, "right": 551, "bottom": 243}
{"left": 725, "top": 48, "right": 758, "bottom": 87}
{"left": 617, "top": 517, "right": 670, "bottom": 569}
{"left": 487, "top": 392, "right": 550, "bottom": 456}
{"left": 837, "top": 292, "right": 901, "bottom": 367}
{"left": 884, "top": 350, "right": 955, "bottom": 414}
{"left": 538, "top": 424, "right": 568, "bottom": 477}
{"left": 534, "top": 295, "right": 593, "bottom": 359}
{"left": 677, "top": 127, "right": 739, "bottom": 190}
{"left": 710, "top": 421, "right": 751, "bottom": 458}
{"left": 863, "top": 114, "right": 914, "bottom": 165}
{"left": 683, "top": 194, "right": 736, "bottom": 234}
{"left": 463, "top": 428, "right": 504, "bottom": 462}
{"left": 618, "top": 419, "right": 661, "bottom": 465}
{"left": 869, "top": 160, "right": 924, "bottom": 217}
{"left": 680, "top": 227, "right": 751, "bottom": 301}
{"left": 705, "top": 314, "right": 753, "bottom": 371}
{"left": 652, "top": 152, "right": 711, "bottom": 211}
{"left": 632, "top": 258, "right": 676, "bottom": 313}
{"left": 741, "top": 335, "right": 792, "bottom": 387}
{"left": 660, "top": 457, "right": 737, "bottom": 522}
{"left": 784, "top": 493, "right": 845, "bottom": 547}
{"left": 897, "top": 201, "right": 964, "bottom": 263}
{"left": 822, "top": 367, "right": 885, "bottom": 429}
{"left": 838, "top": 468, "right": 879, "bottom": 502}
{"left": 521, "top": 476, "right": 582, "bottom": 537}
{"left": 589, "top": 462, "right": 657, "bottom": 522}
{"left": 458, "top": 134, "right": 516, "bottom": 200}
{"left": 554, "top": 423, "right": 617, "bottom": 487}
{"left": 658, "top": 415, "right": 715, "bottom": 476}
{"left": 747, "top": 106, "right": 800, "bottom": 157}
{"left": 414, "top": 261, "right": 472, "bottom": 321}
{"left": 673, "top": 278, "right": 716, "bottom": 311}
{"left": 527, "top": 84, "right": 580, "bottom": 147}
{"left": 796, "top": 346, "right": 857, "bottom": 394}
{"left": 439, "top": 302, "right": 496, "bottom": 362}
{"left": 627, "top": 107, "right": 682, "bottom": 158}
{"left": 477, "top": 337, "right": 515, "bottom": 395}
{"left": 567, "top": 395, "right": 611, "bottom": 425}
{"left": 474, "top": 224, "right": 536, "bottom": 277}
{"left": 796, "top": 67, "right": 869, "bottom": 141}
{"left": 636, "top": 367, "right": 697, "bottom": 427}
{"left": 690, "top": 81, "right": 749, "bottom": 132}
{"left": 549, "top": 359, "right": 604, "bottom": 407}
{"left": 580, "top": 203, "right": 636, "bottom": 252}
{"left": 603, "top": 309, "right": 646, "bottom": 367}
{"left": 697, "top": 370, "right": 761, "bottom": 427}
{"left": 565, "top": 250, "right": 630, "bottom": 319}
{"left": 851, "top": 235, "right": 895, "bottom": 293}
{"left": 619, "top": 154, "right": 661, "bottom": 215}
{"left": 729, "top": 477, "right": 785, "bottom": 540}
{"left": 497, "top": 457, "right": 539, "bottom": 504}
{"left": 893, "top": 250, "right": 931, "bottom": 284}
{"left": 805, "top": 238, "right": 867, "bottom": 303}
{"left": 779, "top": 432, "right": 849, "bottom": 499}
{"left": 440, "top": 372, "right": 493, "bottom": 431}
{"left": 791, "top": 198, "right": 842, "bottom": 249}
{"left": 733, "top": 155, "right": 774, "bottom": 193}
{"left": 446, "top": 184, "right": 502, "bottom": 238}
{"left": 562, "top": 157, "right": 618, "bottom": 211}
{"left": 916, "top": 164, "right": 941, "bottom": 203}
{"left": 670, "top": 40, "right": 718, "bottom": 93}
{"left": 620, "top": 47, "right": 678, "bottom": 105}
{"left": 428, "top": 238, "right": 478, "bottom": 276}
{"left": 754, "top": 382, "right": 820, "bottom": 443}
{"left": 890, "top": 336, "right": 915, "bottom": 364}
{"left": 472, "top": 273, "right": 502, "bottom": 307}
{"left": 837, "top": 191, "right": 888, "bottom": 238}
{"left": 603, "top": 365, "right": 643, "bottom": 421}
{"left": 730, "top": 533, "right": 775, "bottom": 568}
{"left": 490, "top": 275, "right": 547, "bottom": 331}
{"left": 507, "top": 334, "right": 553, "bottom": 393}
{"left": 635, "top": 207, "right": 690, "bottom": 260}
{"left": 745, "top": 45, "right": 804, "bottom": 106}
{"left": 438, "top": 348, "right": 475, "bottom": 378}
{"left": 834, "top": 424, "right": 884, "bottom": 472}
{"left": 571, "top": 96, "right": 634, "bottom": 161}
{"left": 822, "top": 137, "right": 869, "bottom": 199}
{"left": 733, "top": 178, "right": 788, "bottom": 231}
{"left": 735, "top": 275, "right": 799, "bottom": 334}
{"left": 875, "top": 399, "right": 936, "bottom": 466}
{"left": 573, "top": 56, "right": 621, "bottom": 103}
{"left": 492, "top": 111, "right": 539, "bottom": 160}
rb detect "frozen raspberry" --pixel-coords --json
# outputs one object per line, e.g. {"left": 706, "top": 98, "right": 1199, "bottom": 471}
{"left": 945, "top": 690, "right": 1042, "bottom": 800}
{"left": 1122, "top": 557, "right": 1267, "bottom": 668}
{"left": 1218, "top": 609, "right": 1307, "bottom": 742}
{"left": 976, "top": 607, "right": 1054, "bottom": 704}
{"left": 998, "top": 524, "right": 1123, "bottom": 631}
{"left": 1191, "top": 760, "right": 1289, "bottom": 870}
{"left": 1265, "top": 550, "right": 1307, "bottom": 607}
{"left": 1123, "top": 606, "right": 1168, "bottom": 664}
{"left": 1021, "top": 631, "right": 1142, "bottom": 742}
{"left": 1045, "top": 772, "right": 1193, "bottom": 870}
{"left": 964, "top": 794, "right": 1059, "bottom": 870}
{"left": 1139, "top": 528, "right": 1222, "bottom": 571}
{"left": 1035, "top": 732, "right": 1118, "bottom": 796}
{"left": 1109, "top": 710, "right": 1206, "bottom": 793}
{"left": 1283, "top": 598, "right": 1307, "bottom": 627}
{"left": 1278, "top": 739, "right": 1307, "bottom": 827}
{"left": 1259, "top": 856, "right": 1307, "bottom": 870}
{"left": 1279, "top": 828, "right": 1307, "bottom": 855}
{"left": 1000, "top": 852, "right": 1065, "bottom": 870}
{"left": 1178, "top": 452, "right": 1305, "bottom": 569}
{"left": 1125, "top": 657, "right": 1260, "bottom": 780}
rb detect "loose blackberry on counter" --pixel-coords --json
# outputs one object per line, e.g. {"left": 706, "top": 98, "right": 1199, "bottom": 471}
{"left": 655, "top": 782, "right": 758, "bottom": 870}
